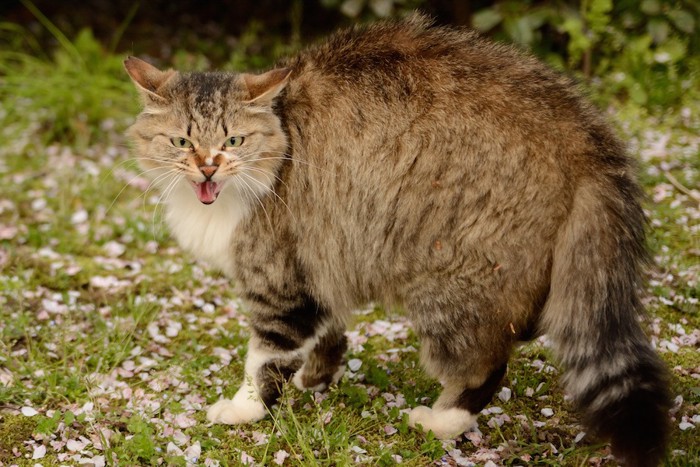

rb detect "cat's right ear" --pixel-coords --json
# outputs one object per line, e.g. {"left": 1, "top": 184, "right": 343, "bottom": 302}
{"left": 242, "top": 68, "right": 292, "bottom": 105}
{"left": 124, "top": 56, "right": 177, "bottom": 104}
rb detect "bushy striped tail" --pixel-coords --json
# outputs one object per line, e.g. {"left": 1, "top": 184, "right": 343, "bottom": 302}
{"left": 541, "top": 180, "right": 671, "bottom": 466}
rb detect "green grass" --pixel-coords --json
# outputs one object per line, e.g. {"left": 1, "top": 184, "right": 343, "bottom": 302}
{"left": 0, "top": 20, "right": 699, "bottom": 467}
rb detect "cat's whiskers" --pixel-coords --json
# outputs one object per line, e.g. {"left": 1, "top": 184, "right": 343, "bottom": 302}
{"left": 100, "top": 156, "right": 170, "bottom": 186}
{"left": 151, "top": 170, "right": 183, "bottom": 240}
{"left": 235, "top": 173, "right": 275, "bottom": 234}
{"left": 238, "top": 170, "right": 297, "bottom": 224}
{"left": 107, "top": 164, "right": 180, "bottom": 215}
{"left": 139, "top": 167, "right": 182, "bottom": 208}
{"left": 135, "top": 167, "right": 182, "bottom": 225}
{"left": 239, "top": 164, "right": 291, "bottom": 194}
{"left": 246, "top": 151, "right": 332, "bottom": 175}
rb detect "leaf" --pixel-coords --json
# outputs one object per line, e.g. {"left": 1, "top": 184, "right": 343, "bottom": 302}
{"left": 340, "top": 0, "right": 365, "bottom": 18}
{"left": 655, "top": 37, "right": 688, "bottom": 64}
{"left": 629, "top": 82, "right": 648, "bottom": 105}
{"left": 515, "top": 17, "right": 536, "bottom": 45}
{"left": 125, "top": 432, "right": 156, "bottom": 460}
{"left": 35, "top": 412, "right": 61, "bottom": 435}
{"left": 641, "top": 0, "right": 661, "bottom": 15}
{"left": 586, "top": 0, "right": 613, "bottom": 33}
{"left": 369, "top": 0, "right": 393, "bottom": 17}
{"left": 647, "top": 19, "right": 671, "bottom": 44}
{"left": 366, "top": 363, "right": 390, "bottom": 390}
{"left": 64, "top": 410, "right": 75, "bottom": 426}
{"left": 472, "top": 8, "right": 502, "bottom": 32}
{"left": 667, "top": 9, "right": 696, "bottom": 34}
{"left": 560, "top": 16, "right": 591, "bottom": 65}
{"left": 343, "top": 384, "right": 369, "bottom": 406}
{"left": 126, "top": 414, "right": 152, "bottom": 436}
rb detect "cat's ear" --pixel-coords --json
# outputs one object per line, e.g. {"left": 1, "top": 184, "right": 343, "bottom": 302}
{"left": 124, "top": 56, "right": 177, "bottom": 104}
{"left": 242, "top": 68, "right": 292, "bottom": 105}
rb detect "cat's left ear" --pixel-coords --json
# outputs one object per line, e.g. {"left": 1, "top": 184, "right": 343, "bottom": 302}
{"left": 124, "top": 56, "right": 177, "bottom": 104}
{"left": 242, "top": 68, "right": 292, "bottom": 105}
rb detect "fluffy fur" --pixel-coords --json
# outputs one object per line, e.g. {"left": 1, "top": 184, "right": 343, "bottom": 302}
{"left": 125, "top": 14, "right": 671, "bottom": 465}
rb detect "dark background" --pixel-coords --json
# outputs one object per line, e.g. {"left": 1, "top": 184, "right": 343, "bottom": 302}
{"left": 1, "top": 0, "right": 487, "bottom": 65}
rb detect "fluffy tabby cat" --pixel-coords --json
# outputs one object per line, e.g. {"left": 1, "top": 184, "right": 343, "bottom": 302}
{"left": 125, "top": 14, "right": 670, "bottom": 465}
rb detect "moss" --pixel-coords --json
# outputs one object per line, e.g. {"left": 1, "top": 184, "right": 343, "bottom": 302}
{"left": 0, "top": 414, "right": 36, "bottom": 462}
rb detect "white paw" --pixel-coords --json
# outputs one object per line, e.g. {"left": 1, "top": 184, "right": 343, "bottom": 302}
{"left": 206, "top": 390, "right": 267, "bottom": 425}
{"left": 408, "top": 406, "right": 477, "bottom": 439}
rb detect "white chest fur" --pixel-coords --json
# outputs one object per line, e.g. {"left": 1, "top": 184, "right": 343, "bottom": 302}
{"left": 165, "top": 179, "right": 248, "bottom": 276}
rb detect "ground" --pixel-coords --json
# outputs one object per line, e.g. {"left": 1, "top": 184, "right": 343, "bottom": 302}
{"left": 0, "top": 72, "right": 698, "bottom": 466}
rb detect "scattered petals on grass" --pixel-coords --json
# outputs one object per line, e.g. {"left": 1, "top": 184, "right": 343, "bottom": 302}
{"left": 21, "top": 406, "right": 39, "bottom": 417}
{"left": 497, "top": 386, "right": 511, "bottom": 402}
{"left": 273, "top": 449, "right": 290, "bottom": 465}
{"left": 679, "top": 418, "right": 695, "bottom": 431}
{"left": 347, "top": 358, "right": 362, "bottom": 372}
{"left": 167, "top": 441, "right": 184, "bottom": 456}
{"left": 1, "top": 97, "right": 698, "bottom": 465}
{"left": 184, "top": 441, "right": 202, "bottom": 463}
{"left": 32, "top": 444, "right": 47, "bottom": 459}
{"left": 240, "top": 451, "right": 255, "bottom": 465}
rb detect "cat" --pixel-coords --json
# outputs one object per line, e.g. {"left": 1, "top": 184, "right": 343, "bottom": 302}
{"left": 125, "top": 13, "right": 671, "bottom": 466}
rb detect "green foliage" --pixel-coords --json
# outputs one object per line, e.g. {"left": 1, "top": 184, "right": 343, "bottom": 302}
{"left": 365, "top": 359, "right": 391, "bottom": 390}
{"left": 35, "top": 410, "right": 62, "bottom": 435}
{"left": 321, "top": 0, "right": 426, "bottom": 19}
{"left": 0, "top": 4, "right": 136, "bottom": 148}
{"left": 471, "top": 0, "right": 700, "bottom": 109}
{"left": 119, "top": 414, "right": 158, "bottom": 462}
{"left": 222, "top": 21, "right": 292, "bottom": 72}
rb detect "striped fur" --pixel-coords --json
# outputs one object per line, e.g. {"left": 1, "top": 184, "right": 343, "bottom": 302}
{"left": 125, "top": 14, "right": 670, "bottom": 464}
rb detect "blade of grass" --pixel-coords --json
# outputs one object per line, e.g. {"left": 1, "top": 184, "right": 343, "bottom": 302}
{"left": 19, "top": 0, "right": 84, "bottom": 67}
{"left": 109, "top": 2, "right": 140, "bottom": 54}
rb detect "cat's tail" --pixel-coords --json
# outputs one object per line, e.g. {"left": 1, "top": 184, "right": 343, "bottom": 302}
{"left": 540, "top": 178, "right": 671, "bottom": 466}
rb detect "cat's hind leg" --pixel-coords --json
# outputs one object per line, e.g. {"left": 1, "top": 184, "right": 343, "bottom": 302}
{"left": 292, "top": 322, "right": 347, "bottom": 392}
{"left": 407, "top": 361, "right": 507, "bottom": 439}
{"left": 406, "top": 294, "right": 513, "bottom": 439}
{"left": 207, "top": 293, "right": 334, "bottom": 425}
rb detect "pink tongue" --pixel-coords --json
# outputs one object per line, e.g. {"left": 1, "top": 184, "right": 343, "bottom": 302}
{"left": 195, "top": 181, "right": 218, "bottom": 204}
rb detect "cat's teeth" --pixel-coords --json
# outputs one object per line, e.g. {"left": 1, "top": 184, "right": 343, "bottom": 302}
{"left": 193, "top": 180, "right": 220, "bottom": 205}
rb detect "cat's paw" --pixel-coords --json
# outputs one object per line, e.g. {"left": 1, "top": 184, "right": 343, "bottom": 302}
{"left": 292, "top": 364, "right": 345, "bottom": 392}
{"left": 408, "top": 406, "right": 477, "bottom": 439}
{"left": 206, "top": 392, "right": 267, "bottom": 425}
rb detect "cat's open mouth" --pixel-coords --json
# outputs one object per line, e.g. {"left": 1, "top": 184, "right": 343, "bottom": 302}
{"left": 191, "top": 180, "right": 223, "bottom": 205}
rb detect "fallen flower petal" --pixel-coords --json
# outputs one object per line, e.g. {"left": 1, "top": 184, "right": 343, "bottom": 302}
{"left": 21, "top": 406, "right": 39, "bottom": 417}
{"left": 348, "top": 358, "right": 362, "bottom": 372}
{"left": 32, "top": 444, "right": 47, "bottom": 459}
{"left": 273, "top": 449, "right": 290, "bottom": 465}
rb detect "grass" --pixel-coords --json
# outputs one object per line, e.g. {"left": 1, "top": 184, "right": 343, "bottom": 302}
{"left": 0, "top": 19, "right": 699, "bottom": 467}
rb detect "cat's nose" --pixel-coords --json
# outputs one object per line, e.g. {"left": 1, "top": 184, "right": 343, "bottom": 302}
{"left": 199, "top": 165, "right": 218, "bottom": 180}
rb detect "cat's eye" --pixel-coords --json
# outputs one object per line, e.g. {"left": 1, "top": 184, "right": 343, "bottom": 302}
{"left": 170, "top": 137, "right": 193, "bottom": 149}
{"left": 223, "top": 136, "right": 245, "bottom": 148}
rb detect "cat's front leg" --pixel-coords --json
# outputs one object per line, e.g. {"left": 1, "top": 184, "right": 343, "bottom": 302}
{"left": 206, "top": 336, "right": 302, "bottom": 424}
{"left": 207, "top": 293, "right": 340, "bottom": 425}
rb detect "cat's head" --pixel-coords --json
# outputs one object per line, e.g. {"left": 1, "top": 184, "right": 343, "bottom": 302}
{"left": 124, "top": 57, "right": 290, "bottom": 205}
